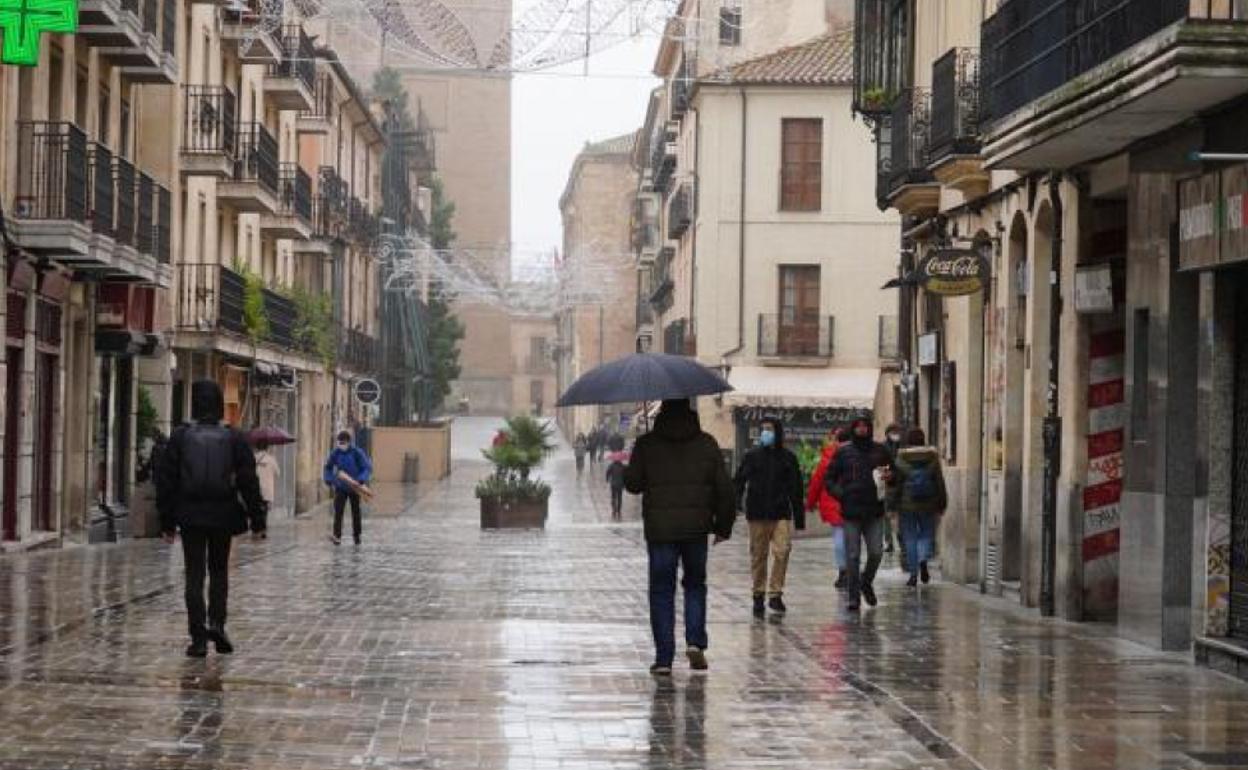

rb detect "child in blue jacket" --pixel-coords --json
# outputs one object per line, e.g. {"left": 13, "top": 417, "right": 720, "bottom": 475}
{"left": 323, "top": 430, "right": 372, "bottom": 545}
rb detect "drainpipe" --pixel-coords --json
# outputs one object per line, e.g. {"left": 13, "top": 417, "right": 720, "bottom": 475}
{"left": 721, "top": 88, "right": 748, "bottom": 362}
{"left": 1040, "top": 173, "right": 1063, "bottom": 617}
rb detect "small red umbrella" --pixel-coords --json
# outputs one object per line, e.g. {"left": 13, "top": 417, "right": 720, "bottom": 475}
{"left": 248, "top": 426, "right": 296, "bottom": 446}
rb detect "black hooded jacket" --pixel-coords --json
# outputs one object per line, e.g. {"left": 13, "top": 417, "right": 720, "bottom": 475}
{"left": 825, "top": 418, "right": 894, "bottom": 521}
{"left": 624, "top": 402, "right": 736, "bottom": 543}
{"left": 733, "top": 422, "right": 804, "bottom": 527}
{"left": 156, "top": 380, "right": 266, "bottom": 535}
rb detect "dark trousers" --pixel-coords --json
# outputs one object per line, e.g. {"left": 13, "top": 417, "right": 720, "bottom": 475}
{"left": 333, "top": 490, "right": 362, "bottom": 540}
{"left": 843, "top": 515, "right": 885, "bottom": 600}
{"left": 647, "top": 540, "right": 709, "bottom": 666}
{"left": 610, "top": 485, "right": 623, "bottom": 514}
{"left": 181, "top": 527, "right": 233, "bottom": 639}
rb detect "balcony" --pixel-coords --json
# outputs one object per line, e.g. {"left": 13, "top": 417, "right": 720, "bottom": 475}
{"left": 757, "top": 314, "right": 835, "bottom": 362}
{"left": 928, "top": 48, "right": 987, "bottom": 198}
{"left": 11, "top": 122, "right": 94, "bottom": 260}
{"left": 265, "top": 25, "right": 315, "bottom": 111}
{"left": 181, "top": 86, "right": 238, "bottom": 178}
{"left": 852, "top": 0, "right": 911, "bottom": 119}
{"left": 670, "top": 69, "right": 691, "bottom": 120}
{"left": 663, "top": 318, "right": 696, "bottom": 356}
{"left": 341, "top": 328, "right": 379, "bottom": 374}
{"left": 221, "top": 0, "right": 284, "bottom": 63}
{"left": 649, "top": 246, "right": 675, "bottom": 314}
{"left": 219, "top": 123, "right": 279, "bottom": 213}
{"left": 176, "top": 263, "right": 300, "bottom": 354}
{"left": 78, "top": 0, "right": 145, "bottom": 50}
{"left": 297, "top": 73, "right": 334, "bottom": 135}
{"left": 981, "top": 0, "right": 1248, "bottom": 169}
{"left": 262, "top": 163, "right": 313, "bottom": 239}
{"left": 883, "top": 89, "right": 939, "bottom": 217}
{"left": 106, "top": 0, "right": 176, "bottom": 83}
{"left": 348, "top": 197, "right": 380, "bottom": 244}
{"left": 651, "top": 123, "right": 678, "bottom": 194}
{"left": 667, "top": 183, "right": 692, "bottom": 240}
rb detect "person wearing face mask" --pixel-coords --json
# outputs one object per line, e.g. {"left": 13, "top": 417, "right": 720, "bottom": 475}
{"left": 323, "top": 430, "right": 373, "bottom": 545}
{"left": 825, "top": 417, "right": 895, "bottom": 611}
{"left": 734, "top": 418, "right": 805, "bottom": 618}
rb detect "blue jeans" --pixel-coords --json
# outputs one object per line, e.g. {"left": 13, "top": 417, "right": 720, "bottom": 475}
{"left": 901, "top": 511, "right": 937, "bottom": 577}
{"left": 831, "top": 525, "right": 846, "bottom": 569}
{"left": 647, "top": 540, "right": 709, "bottom": 666}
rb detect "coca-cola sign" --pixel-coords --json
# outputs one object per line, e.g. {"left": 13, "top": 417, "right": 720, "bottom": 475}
{"left": 915, "top": 248, "right": 989, "bottom": 296}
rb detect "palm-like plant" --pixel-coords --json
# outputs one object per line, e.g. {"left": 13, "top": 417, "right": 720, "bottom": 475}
{"left": 477, "top": 415, "right": 556, "bottom": 502}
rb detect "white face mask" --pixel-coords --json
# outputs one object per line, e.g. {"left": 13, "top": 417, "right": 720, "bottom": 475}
{"left": 337, "top": 442, "right": 349, "bottom": 451}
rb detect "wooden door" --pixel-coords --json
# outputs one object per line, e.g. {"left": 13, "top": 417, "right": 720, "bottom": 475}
{"left": 778, "top": 266, "right": 821, "bottom": 356}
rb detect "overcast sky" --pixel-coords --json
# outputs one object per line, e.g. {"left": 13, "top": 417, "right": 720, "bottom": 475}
{"left": 510, "top": 36, "right": 660, "bottom": 265}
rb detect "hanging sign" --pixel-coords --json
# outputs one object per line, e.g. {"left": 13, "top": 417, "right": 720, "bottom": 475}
{"left": 353, "top": 378, "right": 381, "bottom": 405}
{"left": 915, "top": 248, "right": 990, "bottom": 296}
{"left": 0, "top": 0, "right": 78, "bottom": 66}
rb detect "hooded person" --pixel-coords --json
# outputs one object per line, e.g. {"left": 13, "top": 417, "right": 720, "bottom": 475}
{"left": 881, "top": 423, "right": 905, "bottom": 560}
{"left": 734, "top": 417, "right": 804, "bottom": 617}
{"left": 624, "top": 398, "right": 735, "bottom": 675}
{"left": 157, "top": 380, "right": 267, "bottom": 658}
{"left": 825, "top": 417, "right": 894, "bottom": 611}
{"left": 888, "top": 427, "right": 948, "bottom": 587}
{"left": 807, "top": 427, "right": 851, "bottom": 589}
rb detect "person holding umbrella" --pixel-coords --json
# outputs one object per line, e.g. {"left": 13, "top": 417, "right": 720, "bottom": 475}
{"left": 247, "top": 426, "right": 293, "bottom": 536}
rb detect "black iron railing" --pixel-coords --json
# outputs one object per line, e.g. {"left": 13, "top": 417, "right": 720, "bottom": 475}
{"left": 271, "top": 25, "right": 315, "bottom": 91}
{"left": 15, "top": 122, "right": 88, "bottom": 222}
{"left": 889, "top": 89, "right": 933, "bottom": 192}
{"left": 264, "top": 288, "right": 295, "bottom": 350}
{"left": 758, "top": 314, "right": 834, "bottom": 358}
{"left": 177, "top": 263, "right": 246, "bottom": 336}
{"left": 853, "top": 0, "right": 910, "bottom": 116}
{"left": 649, "top": 246, "right": 674, "bottom": 311}
{"left": 668, "top": 183, "right": 692, "bottom": 239}
{"left": 113, "top": 156, "right": 136, "bottom": 246}
{"left": 235, "top": 122, "right": 279, "bottom": 194}
{"left": 136, "top": 173, "right": 154, "bottom": 255}
{"left": 980, "top": 0, "right": 1243, "bottom": 125}
{"left": 140, "top": 0, "right": 157, "bottom": 36}
{"left": 341, "top": 328, "right": 379, "bottom": 373}
{"left": 89, "top": 143, "right": 114, "bottom": 235}
{"left": 300, "top": 73, "right": 333, "bottom": 121}
{"left": 278, "top": 163, "right": 313, "bottom": 222}
{"left": 183, "top": 86, "right": 237, "bottom": 155}
{"left": 310, "top": 196, "right": 340, "bottom": 240}
{"left": 671, "top": 66, "right": 690, "bottom": 119}
{"left": 929, "top": 48, "right": 981, "bottom": 162}
{"left": 874, "top": 116, "right": 893, "bottom": 207}
{"left": 160, "top": 0, "right": 175, "bottom": 53}
{"left": 319, "top": 166, "right": 348, "bottom": 213}
{"left": 651, "top": 125, "right": 677, "bottom": 193}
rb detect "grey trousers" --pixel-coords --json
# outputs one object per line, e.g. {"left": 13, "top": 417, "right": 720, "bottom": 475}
{"left": 843, "top": 515, "right": 885, "bottom": 600}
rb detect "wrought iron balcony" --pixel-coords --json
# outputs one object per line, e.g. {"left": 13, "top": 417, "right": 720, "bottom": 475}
{"left": 341, "top": 327, "right": 379, "bottom": 373}
{"left": 757, "top": 314, "right": 834, "bottom": 359}
{"left": 220, "top": 123, "right": 280, "bottom": 212}
{"left": 14, "top": 122, "right": 88, "bottom": 224}
{"left": 266, "top": 25, "right": 316, "bottom": 111}
{"left": 136, "top": 173, "right": 154, "bottom": 255}
{"left": 879, "top": 90, "right": 939, "bottom": 216}
{"left": 929, "top": 48, "right": 981, "bottom": 163}
{"left": 297, "top": 73, "right": 334, "bottom": 134}
{"left": 852, "top": 0, "right": 911, "bottom": 118}
{"left": 182, "top": 86, "right": 237, "bottom": 176}
{"left": 264, "top": 163, "right": 314, "bottom": 239}
{"left": 89, "top": 143, "right": 115, "bottom": 236}
{"left": 176, "top": 262, "right": 298, "bottom": 351}
{"left": 667, "top": 183, "right": 692, "bottom": 240}
{"left": 663, "top": 318, "right": 695, "bottom": 356}
{"left": 649, "top": 246, "right": 675, "bottom": 313}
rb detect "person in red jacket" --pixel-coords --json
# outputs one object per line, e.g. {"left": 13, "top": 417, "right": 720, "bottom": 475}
{"left": 806, "top": 427, "right": 851, "bottom": 589}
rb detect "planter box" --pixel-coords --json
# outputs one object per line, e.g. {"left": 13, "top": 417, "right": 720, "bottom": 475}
{"left": 480, "top": 497, "right": 548, "bottom": 529}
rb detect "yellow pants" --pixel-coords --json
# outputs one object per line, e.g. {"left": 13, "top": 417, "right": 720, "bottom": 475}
{"left": 749, "top": 519, "right": 793, "bottom": 597}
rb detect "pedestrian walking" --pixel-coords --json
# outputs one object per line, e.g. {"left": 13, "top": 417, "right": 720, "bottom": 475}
{"left": 253, "top": 440, "right": 279, "bottom": 537}
{"left": 323, "top": 430, "right": 373, "bottom": 545}
{"left": 605, "top": 454, "right": 627, "bottom": 519}
{"left": 734, "top": 418, "right": 804, "bottom": 617}
{"left": 825, "top": 417, "right": 894, "bottom": 611}
{"left": 594, "top": 427, "right": 607, "bottom": 464}
{"left": 624, "top": 399, "right": 735, "bottom": 675}
{"left": 574, "top": 433, "right": 588, "bottom": 476}
{"left": 157, "top": 380, "right": 267, "bottom": 658}
{"left": 882, "top": 424, "right": 905, "bottom": 564}
{"left": 587, "top": 430, "right": 600, "bottom": 466}
{"left": 806, "top": 427, "right": 851, "bottom": 589}
{"left": 888, "top": 427, "right": 948, "bottom": 587}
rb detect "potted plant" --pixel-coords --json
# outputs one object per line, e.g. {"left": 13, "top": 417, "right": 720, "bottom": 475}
{"left": 476, "top": 415, "right": 555, "bottom": 528}
{"left": 860, "top": 87, "right": 896, "bottom": 112}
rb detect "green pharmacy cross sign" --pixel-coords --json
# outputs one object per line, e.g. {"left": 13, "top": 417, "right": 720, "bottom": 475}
{"left": 0, "top": 0, "right": 77, "bottom": 67}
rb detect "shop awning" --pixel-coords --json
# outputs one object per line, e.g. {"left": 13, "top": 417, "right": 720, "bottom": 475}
{"left": 723, "top": 366, "right": 879, "bottom": 410}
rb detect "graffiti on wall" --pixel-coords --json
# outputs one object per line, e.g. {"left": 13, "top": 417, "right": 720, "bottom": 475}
{"left": 1083, "top": 323, "right": 1125, "bottom": 613}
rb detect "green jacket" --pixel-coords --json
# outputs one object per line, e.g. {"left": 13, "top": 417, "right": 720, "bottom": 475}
{"left": 887, "top": 446, "right": 948, "bottom": 514}
{"left": 624, "top": 409, "right": 736, "bottom": 543}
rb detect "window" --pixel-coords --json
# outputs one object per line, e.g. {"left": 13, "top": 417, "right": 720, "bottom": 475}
{"left": 778, "top": 265, "right": 821, "bottom": 356}
{"left": 719, "top": 6, "right": 742, "bottom": 46}
{"left": 119, "top": 97, "right": 131, "bottom": 158}
{"left": 780, "top": 118, "right": 822, "bottom": 211}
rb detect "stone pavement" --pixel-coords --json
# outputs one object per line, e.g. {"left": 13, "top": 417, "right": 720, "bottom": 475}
{"left": 0, "top": 416, "right": 1245, "bottom": 769}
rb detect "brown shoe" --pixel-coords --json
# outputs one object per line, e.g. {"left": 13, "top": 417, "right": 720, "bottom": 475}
{"left": 686, "top": 647, "right": 708, "bottom": 671}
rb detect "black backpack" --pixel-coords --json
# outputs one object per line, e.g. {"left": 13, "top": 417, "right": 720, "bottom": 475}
{"left": 179, "top": 424, "right": 236, "bottom": 500}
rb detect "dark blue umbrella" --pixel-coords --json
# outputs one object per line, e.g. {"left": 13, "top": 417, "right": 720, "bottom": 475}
{"left": 556, "top": 353, "right": 733, "bottom": 407}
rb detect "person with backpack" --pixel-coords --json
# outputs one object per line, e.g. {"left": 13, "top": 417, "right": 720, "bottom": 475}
{"left": 888, "top": 427, "right": 948, "bottom": 587}
{"left": 323, "top": 430, "right": 373, "bottom": 545}
{"left": 157, "top": 380, "right": 267, "bottom": 658}
{"left": 605, "top": 454, "right": 627, "bottom": 519}
{"left": 806, "top": 427, "right": 851, "bottom": 589}
{"left": 734, "top": 418, "right": 805, "bottom": 617}
{"left": 825, "top": 417, "right": 894, "bottom": 611}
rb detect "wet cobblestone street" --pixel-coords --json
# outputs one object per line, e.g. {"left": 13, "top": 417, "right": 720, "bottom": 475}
{"left": 0, "top": 418, "right": 1245, "bottom": 769}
